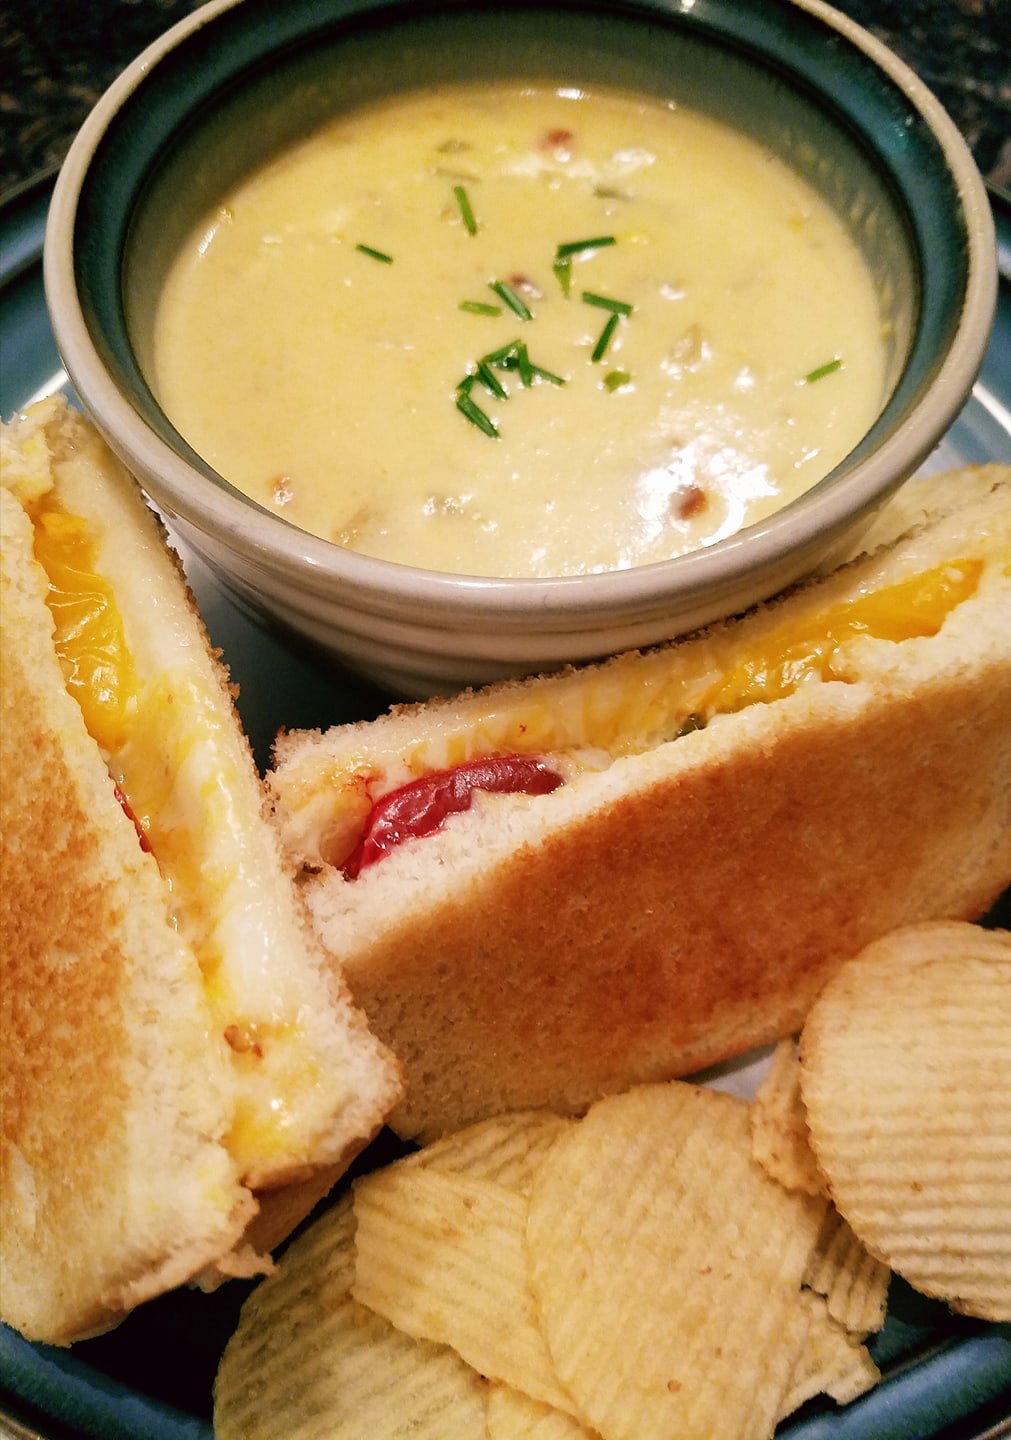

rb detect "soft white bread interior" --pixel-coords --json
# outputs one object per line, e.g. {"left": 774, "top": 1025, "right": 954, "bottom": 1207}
{"left": 832, "top": 462, "right": 1011, "bottom": 562}
{"left": 0, "top": 398, "right": 401, "bottom": 1343}
{"left": 270, "top": 467, "right": 1011, "bottom": 1141}
{"left": 1, "top": 481, "right": 254, "bottom": 1344}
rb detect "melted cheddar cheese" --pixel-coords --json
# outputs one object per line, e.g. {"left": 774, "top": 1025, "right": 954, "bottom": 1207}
{"left": 698, "top": 559, "right": 982, "bottom": 716}
{"left": 287, "top": 556, "right": 984, "bottom": 871}
{"left": 221, "top": 1020, "right": 323, "bottom": 1167}
{"left": 28, "top": 496, "right": 318, "bottom": 1176}
{"left": 31, "top": 501, "right": 138, "bottom": 754}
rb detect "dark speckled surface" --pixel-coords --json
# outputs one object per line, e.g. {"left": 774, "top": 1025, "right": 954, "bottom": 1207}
{"left": 1, "top": 0, "right": 208, "bottom": 199}
{"left": 0, "top": 0, "right": 1009, "bottom": 203}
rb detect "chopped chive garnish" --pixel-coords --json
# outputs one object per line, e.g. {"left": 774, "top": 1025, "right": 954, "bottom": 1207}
{"left": 355, "top": 243, "right": 393, "bottom": 264}
{"left": 804, "top": 357, "right": 843, "bottom": 383}
{"left": 582, "top": 290, "right": 633, "bottom": 316}
{"left": 489, "top": 280, "right": 533, "bottom": 321}
{"left": 553, "top": 258, "right": 572, "bottom": 296}
{"left": 528, "top": 361, "right": 567, "bottom": 387}
{"left": 480, "top": 341, "right": 566, "bottom": 388}
{"left": 481, "top": 340, "right": 524, "bottom": 366}
{"left": 604, "top": 370, "right": 632, "bottom": 391}
{"left": 475, "top": 359, "right": 508, "bottom": 399}
{"left": 460, "top": 300, "right": 503, "bottom": 316}
{"left": 591, "top": 311, "right": 620, "bottom": 363}
{"left": 555, "top": 235, "right": 616, "bottom": 259}
{"left": 453, "top": 184, "right": 478, "bottom": 235}
{"left": 456, "top": 386, "right": 499, "bottom": 437}
{"left": 504, "top": 341, "right": 535, "bottom": 386}
{"left": 454, "top": 340, "right": 568, "bottom": 436}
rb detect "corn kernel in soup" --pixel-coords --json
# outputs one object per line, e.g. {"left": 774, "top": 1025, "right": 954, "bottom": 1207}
{"left": 152, "top": 82, "right": 889, "bottom": 578}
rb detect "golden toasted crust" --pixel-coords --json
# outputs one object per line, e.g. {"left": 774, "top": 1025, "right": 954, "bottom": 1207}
{"left": 0, "top": 485, "right": 254, "bottom": 1343}
{"left": 276, "top": 470, "right": 1011, "bottom": 1140}
{"left": 330, "top": 670, "right": 1010, "bottom": 1139}
{"left": 837, "top": 464, "right": 1011, "bottom": 562}
{"left": 1, "top": 397, "right": 400, "bottom": 1340}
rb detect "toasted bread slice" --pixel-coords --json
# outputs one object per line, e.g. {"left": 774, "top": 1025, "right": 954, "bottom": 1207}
{"left": 1, "top": 480, "right": 255, "bottom": 1342}
{"left": 270, "top": 468, "right": 1011, "bottom": 1141}
{"left": 0, "top": 398, "right": 401, "bottom": 1342}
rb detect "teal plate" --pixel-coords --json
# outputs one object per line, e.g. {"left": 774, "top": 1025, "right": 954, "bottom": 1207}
{"left": 1, "top": 173, "right": 1009, "bottom": 1439}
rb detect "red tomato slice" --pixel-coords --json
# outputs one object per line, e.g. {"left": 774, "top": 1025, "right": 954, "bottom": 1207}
{"left": 343, "top": 754, "right": 563, "bottom": 877}
{"left": 114, "top": 782, "right": 152, "bottom": 852}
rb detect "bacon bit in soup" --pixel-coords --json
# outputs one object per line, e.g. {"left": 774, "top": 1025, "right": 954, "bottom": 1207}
{"left": 675, "top": 485, "right": 709, "bottom": 521}
{"left": 508, "top": 273, "right": 544, "bottom": 301}
{"left": 334, "top": 507, "right": 375, "bottom": 548}
{"left": 542, "top": 128, "right": 575, "bottom": 158}
{"left": 271, "top": 474, "right": 295, "bottom": 506}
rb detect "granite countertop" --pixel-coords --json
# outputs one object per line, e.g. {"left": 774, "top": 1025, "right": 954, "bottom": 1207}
{"left": 1, "top": 0, "right": 1009, "bottom": 204}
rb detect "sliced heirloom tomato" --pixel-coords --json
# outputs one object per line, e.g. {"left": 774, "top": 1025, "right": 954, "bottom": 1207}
{"left": 342, "top": 754, "right": 563, "bottom": 878}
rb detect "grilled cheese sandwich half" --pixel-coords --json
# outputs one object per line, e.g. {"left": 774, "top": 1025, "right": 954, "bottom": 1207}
{"left": 274, "top": 543, "right": 991, "bottom": 871}
{"left": 0, "top": 397, "right": 401, "bottom": 1343}
{"left": 270, "top": 467, "right": 1011, "bottom": 1141}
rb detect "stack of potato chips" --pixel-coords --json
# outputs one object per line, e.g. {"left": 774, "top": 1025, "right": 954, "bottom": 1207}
{"left": 213, "top": 921, "right": 1010, "bottom": 1439}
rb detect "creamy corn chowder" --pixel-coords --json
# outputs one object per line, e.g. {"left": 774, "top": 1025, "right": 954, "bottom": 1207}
{"left": 152, "top": 82, "right": 889, "bottom": 578}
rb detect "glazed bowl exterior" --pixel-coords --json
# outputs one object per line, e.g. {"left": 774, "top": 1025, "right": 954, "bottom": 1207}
{"left": 44, "top": 0, "right": 997, "bottom": 696}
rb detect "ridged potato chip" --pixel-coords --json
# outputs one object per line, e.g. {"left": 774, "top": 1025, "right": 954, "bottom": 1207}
{"left": 751, "top": 1038, "right": 829, "bottom": 1197}
{"left": 800, "top": 922, "right": 1011, "bottom": 1321}
{"left": 352, "top": 1163, "right": 579, "bottom": 1414}
{"left": 778, "top": 1291, "right": 880, "bottom": 1419}
{"left": 803, "top": 1206, "right": 890, "bottom": 1336}
{"left": 213, "top": 1194, "right": 488, "bottom": 1439}
{"left": 487, "top": 1382, "right": 600, "bottom": 1439}
{"left": 525, "top": 1082, "right": 827, "bottom": 1440}
{"left": 402, "top": 1108, "right": 573, "bottom": 1192}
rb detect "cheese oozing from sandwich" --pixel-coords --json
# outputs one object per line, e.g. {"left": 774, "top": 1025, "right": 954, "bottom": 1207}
{"left": 30, "top": 504, "right": 137, "bottom": 753}
{"left": 23, "top": 444, "right": 340, "bottom": 1184}
{"left": 274, "top": 554, "right": 985, "bottom": 872}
